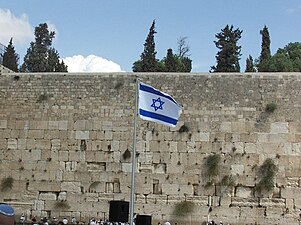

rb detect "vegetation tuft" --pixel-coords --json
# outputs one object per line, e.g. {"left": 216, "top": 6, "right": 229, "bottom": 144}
{"left": 173, "top": 201, "right": 195, "bottom": 217}
{"left": 256, "top": 158, "right": 278, "bottom": 193}
{"left": 265, "top": 103, "right": 277, "bottom": 113}
{"left": 220, "top": 175, "right": 235, "bottom": 187}
{"left": 204, "top": 154, "right": 221, "bottom": 178}
{"left": 37, "top": 94, "right": 48, "bottom": 103}
{"left": 114, "top": 81, "right": 124, "bottom": 89}
{"left": 54, "top": 201, "right": 70, "bottom": 210}
{"left": 0, "top": 176, "right": 14, "bottom": 192}
{"left": 179, "top": 124, "right": 189, "bottom": 133}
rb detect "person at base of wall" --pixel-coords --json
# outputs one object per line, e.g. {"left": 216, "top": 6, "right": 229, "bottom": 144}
{"left": 0, "top": 203, "right": 15, "bottom": 225}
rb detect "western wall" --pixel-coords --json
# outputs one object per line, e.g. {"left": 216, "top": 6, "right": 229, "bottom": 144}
{"left": 1, "top": 71, "right": 301, "bottom": 225}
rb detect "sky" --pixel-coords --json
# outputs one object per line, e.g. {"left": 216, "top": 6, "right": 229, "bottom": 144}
{"left": 0, "top": 0, "right": 300, "bottom": 73}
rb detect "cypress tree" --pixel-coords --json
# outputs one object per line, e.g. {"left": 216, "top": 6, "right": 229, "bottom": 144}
{"left": 164, "top": 48, "right": 177, "bottom": 72}
{"left": 132, "top": 20, "right": 160, "bottom": 72}
{"left": 21, "top": 23, "right": 67, "bottom": 72}
{"left": 211, "top": 25, "right": 243, "bottom": 72}
{"left": 2, "top": 38, "right": 19, "bottom": 72}
{"left": 245, "top": 55, "right": 256, "bottom": 72}
{"left": 257, "top": 25, "right": 271, "bottom": 72}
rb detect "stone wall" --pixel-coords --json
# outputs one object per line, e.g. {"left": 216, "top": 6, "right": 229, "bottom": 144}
{"left": 1, "top": 72, "right": 301, "bottom": 225}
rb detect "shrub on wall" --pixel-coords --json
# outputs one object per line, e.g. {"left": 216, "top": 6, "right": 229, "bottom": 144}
{"left": 173, "top": 201, "right": 195, "bottom": 217}
{"left": 179, "top": 123, "right": 189, "bottom": 133}
{"left": 220, "top": 175, "right": 235, "bottom": 187}
{"left": 256, "top": 158, "right": 278, "bottom": 193}
{"left": 0, "top": 176, "right": 14, "bottom": 192}
{"left": 204, "top": 154, "right": 221, "bottom": 178}
{"left": 265, "top": 103, "right": 277, "bottom": 113}
{"left": 54, "top": 201, "right": 70, "bottom": 210}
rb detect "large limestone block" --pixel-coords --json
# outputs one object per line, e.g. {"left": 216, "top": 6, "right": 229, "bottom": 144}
{"left": 75, "top": 131, "right": 90, "bottom": 140}
{"left": 61, "top": 181, "right": 81, "bottom": 192}
{"left": 48, "top": 121, "right": 59, "bottom": 130}
{"left": 232, "top": 121, "right": 246, "bottom": 133}
{"left": 28, "top": 130, "right": 44, "bottom": 139}
{"left": 191, "top": 132, "right": 210, "bottom": 142}
{"left": 68, "top": 151, "right": 81, "bottom": 162}
{"left": 106, "top": 162, "right": 121, "bottom": 172}
{"left": 27, "top": 181, "right": 61, "bottom": 192}
{"left": 44, "top": 130, "right": 60, "bottom": 139}
{"left": 7, "top": 138, "right": 17, "bottom": 149}
{"left": 152, "top": 152, "right": 162, "bottom": 164}
{"left": 23, "top": 149, "right": 41, "bottom": 161}
{"left": 260, "top": 198, "right": 285, "bottom": 208}
{"left": 178, "top": 184, "right": 193, "bottom": 196}
{"left": 0, "top": 119, "right": 7, "bottom": 128}
{"left": 281, "top": 187, "right": 301, "bottom": 199}
{"left": 34, "top": 200, "right": 45, "bottom": 211}
{"left": 166, "top": 163, "right": 184, "bottom": 174}
{"left": 59, "top": 150, "right": 69, "bottom": 162}
{"left": 220, "top": 122, "right": 231, "bottom": 132}
{"left": 63, "top": 171, "right": 76, "bottom": 181}
{"left": 271, "top": 122, "right": 288, "bottom": 134}
{"left": 86, "top": 193, "right": 99, "bottom": 202}
{"left": 162, "top": 183, "right": 179, "bottom": 195}
{"left": 244, "top": 143, "right": 258, "bottom": 154}
{"left": 158, "top": 140, "right": 170, "bottom": 152}
{"left": 231, "top": 197, "right": 258, "bottom": 207}
{"left": 74, "top": 120, "right": 86, "bottom": 130}
{"left": 230, "top": 164, "right": 244, "bottom": 176}
{"left": 238, "top": 207, "right": 266, "bottom": 224}
{"left": 35, "top": 139, "right": 51, "bottom": 150}
{"left": 138, "top": 152, "right": 153, "bottom": 165}
{"left": 121, "top": 162, "right": 133, "bottom": 173}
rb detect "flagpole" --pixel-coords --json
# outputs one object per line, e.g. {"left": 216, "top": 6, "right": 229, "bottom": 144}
{"left": 129, "top": 76, "right": 139, "bottom": 225}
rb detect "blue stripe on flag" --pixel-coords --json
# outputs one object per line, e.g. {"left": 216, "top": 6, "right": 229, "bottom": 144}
{"left": 139, "top": 109, "right": 178, "bottom": 126}
{"left": 139, "top": 83, "right": 177, "bottom": 105}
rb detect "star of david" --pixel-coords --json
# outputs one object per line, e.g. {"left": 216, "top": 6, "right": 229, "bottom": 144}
{"left": 151, "top": 97, "right": 165, "bottom": 111}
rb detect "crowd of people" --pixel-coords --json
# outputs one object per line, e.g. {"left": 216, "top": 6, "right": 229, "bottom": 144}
{"left": 19, "top": 215, "right": 131, "bottom": 225}
{"left": 1, "top": 203, "right": 232, "bottom": 225}
{"left": 19, "top": 215, "right": 82, "bottom": 225}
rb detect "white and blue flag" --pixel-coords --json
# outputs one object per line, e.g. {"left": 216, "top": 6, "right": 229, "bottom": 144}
{"left": 139, "top": 82, "right": 182, "bottom": 127}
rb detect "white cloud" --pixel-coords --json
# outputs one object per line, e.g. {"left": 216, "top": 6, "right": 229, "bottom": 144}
{"left": 0, "top": 8, "right": 33, "bottom": 45}
{"left": 286, "top": 5, "right": 301, "bottom": 14}
{"left": 63, "top": 55, "right": 123, "bottom": 72}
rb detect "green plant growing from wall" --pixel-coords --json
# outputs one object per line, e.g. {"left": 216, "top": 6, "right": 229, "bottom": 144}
{"left": 114, "top": 80, "right": 124, "bottom": 89}
{"left": 37, "top": 94, "right": 48, "bottom": 103}
{"left": 204, "top": 154, "right": 221, "bottom": 178}
{"left": 265, "top": 103, "right": 277, "bottom": 113}
{"left": 0, "top": 176, "right": 14, "bottom": 192}
{"left": 54, "top": 201, "right": 70, "bottom": 210}
{"left": 220, "top": 175, "right": 235, "bottom": 187}
{"left": 179, "top": 123, "right": 189, "bottom": 133}
{"left": 173, "top": 201, "right": 195, "bottom": 217}
{"left": 256, "top": 158, "right": 278, "bottom": 193}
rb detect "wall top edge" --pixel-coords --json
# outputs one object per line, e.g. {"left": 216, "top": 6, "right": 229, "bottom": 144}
{"left": 1, "top": 72, "right": 301, "bottom": 77}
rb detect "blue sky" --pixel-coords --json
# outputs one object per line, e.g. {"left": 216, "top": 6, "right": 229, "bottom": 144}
{"left": 0, "top": 0, "right": 300, "bottom": 72}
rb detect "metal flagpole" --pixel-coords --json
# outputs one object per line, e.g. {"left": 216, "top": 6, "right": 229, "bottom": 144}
{"left": 129, "top": 77, "right": 139, "bottom": 225}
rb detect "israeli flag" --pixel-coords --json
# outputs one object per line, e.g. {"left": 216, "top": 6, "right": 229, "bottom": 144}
{"left": 139, "top": 82, "right": 182, "bottom": 127}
